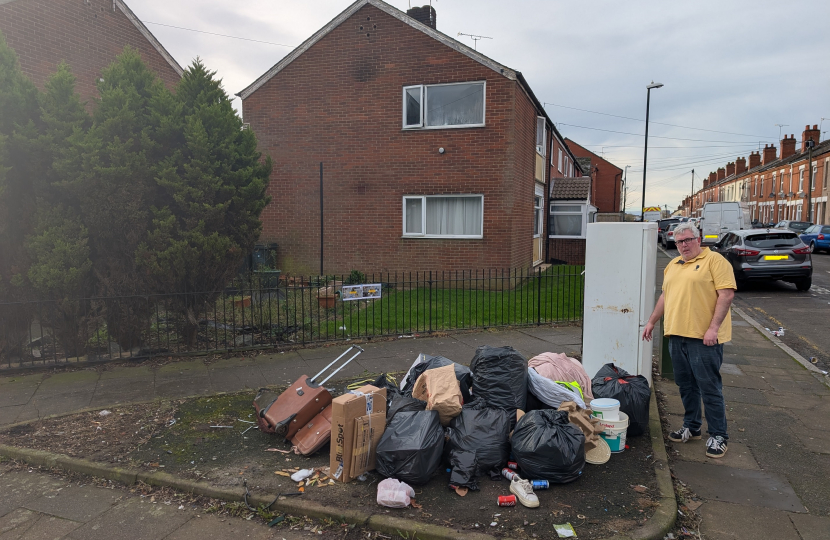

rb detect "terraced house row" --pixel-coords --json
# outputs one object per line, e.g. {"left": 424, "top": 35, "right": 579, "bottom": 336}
{"left": 678, "top": 125, "right": 830, "bottom": 225}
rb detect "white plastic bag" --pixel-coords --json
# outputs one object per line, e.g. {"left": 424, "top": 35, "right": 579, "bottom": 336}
{"left": 527, "top": 368, "right": 586, "bottom": 409}
{"left": 376, "top": 478, "right": 415, "bottom": 508}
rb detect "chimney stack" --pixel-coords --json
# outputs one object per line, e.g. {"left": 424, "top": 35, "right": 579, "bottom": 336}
{"left": 780, "top": 135, "right": 796, "bottom": 159}
{"left": 763, "top": 144, "right": 778, "bottom": 165}
{"left": 748, "top": 151, "right": 761, "bottom": 169}
{"left": 726, "top": 162, "right": 736, "bottom": 177}
{"left": 716, "top": 167, "right": 726, "bottom": 181}
{"left": 708, "top": 171, "right": 717, "bottom": 185}
{"left": 735, "top": 156, "right": 747, "bottom": 175}
{"left": 802, "top": 124, "right": 820, "bottom": 152}
{"left": 407, "top": 5, "right": 437, "bottom": 29}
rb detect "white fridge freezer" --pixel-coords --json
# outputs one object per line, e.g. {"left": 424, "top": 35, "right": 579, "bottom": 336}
{"left": 581, "top": 222, "right": 658, "bottom": 386}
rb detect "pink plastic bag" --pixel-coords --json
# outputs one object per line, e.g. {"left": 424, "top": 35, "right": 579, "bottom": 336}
{"left": 376, "top": 478, "right": 415, "bottom": 508}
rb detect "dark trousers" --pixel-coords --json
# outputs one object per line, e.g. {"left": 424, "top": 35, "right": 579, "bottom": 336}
{"left": 668, "top": 335, "right": 728, "bottom": 439}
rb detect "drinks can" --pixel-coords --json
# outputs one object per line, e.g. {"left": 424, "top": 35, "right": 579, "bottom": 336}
{"left": 501, "top": 468, "right": 517, "bottom": 481}
{"left": 497, "top": 495, "right": 516, "bottom": 507}
{"left": 507, "top": 461, "right": 518, "bottom": 470}
{"left": 531, "top": 480, "right": 549, "bottom": 490}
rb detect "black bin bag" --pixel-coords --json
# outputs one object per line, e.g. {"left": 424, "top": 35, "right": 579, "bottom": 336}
{"left": 401, "top": 355, "right": 473, "bottom": 403}
{"left": 470, "top": 346, "right": 528, "bottom": 411}
{"left": 591, "top": 363, "right": 651, "bottom": 437}
{"left": 511, "top": 409, "right": 585, "bottom": 483}
{"left": 445, "top": 399, "right": 512, "bottom": 489}
{"left": 376, "top": 410, "right": 444, "bottom": 485}
{"left": 386, "top": 393, "right": 427, "bottom": 427}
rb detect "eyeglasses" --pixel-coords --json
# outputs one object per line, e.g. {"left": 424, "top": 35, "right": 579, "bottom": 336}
{"left": 675, "top": 238, "right": 698, "bottom": 246}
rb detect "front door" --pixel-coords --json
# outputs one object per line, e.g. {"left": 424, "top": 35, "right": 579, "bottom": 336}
{"left": 533, "top": 186, "right": 544, "bottom": 265}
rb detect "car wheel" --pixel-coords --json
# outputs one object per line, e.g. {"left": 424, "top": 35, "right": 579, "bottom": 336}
{"left": 795, "top": 277, "right": 812, "bottom": 292}
{"left": 810, "top": 241, "right": 816, "bottom": 253}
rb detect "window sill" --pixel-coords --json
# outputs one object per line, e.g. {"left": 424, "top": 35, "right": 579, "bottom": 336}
{"left": 402, "top": 124, "right": 486, "bottom": 131}
{"left": 402, "top": 235, "right": 484, "bottom": 240}
{"left": 548, "top": 235, "right": 586, "bottom": 240}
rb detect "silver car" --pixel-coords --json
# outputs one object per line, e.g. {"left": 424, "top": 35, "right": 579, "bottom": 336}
{"left": 711, "top": 229, "right": 812, "bottom": 291}
{"left": 659, "top": 223, "right": 680, "bottom": 248}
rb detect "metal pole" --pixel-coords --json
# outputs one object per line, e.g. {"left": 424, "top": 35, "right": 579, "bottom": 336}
{"left": 641, "top": 88, "right": 652, "bottom": 221}
{"left": 690, "top": 169, "right": 695, "bottom": 217}
{"left": 320, "top": 162, "right": 324, "bottom": 275}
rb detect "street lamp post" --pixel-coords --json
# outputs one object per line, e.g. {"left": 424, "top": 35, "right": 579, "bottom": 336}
{"left": 622, "top": 165, "right": 631, "bottom": 219}
{"left": 641, "top": 81, "right": 663, "bottom": 220}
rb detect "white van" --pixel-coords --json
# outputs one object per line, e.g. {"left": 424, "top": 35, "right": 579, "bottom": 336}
{"left": 700, "top": 202, "right": 750, "bottom": 245}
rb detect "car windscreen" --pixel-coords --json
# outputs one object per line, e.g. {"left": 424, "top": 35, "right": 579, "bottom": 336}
{"left": 744, "top": 233, "right": 800, "bottom": 249}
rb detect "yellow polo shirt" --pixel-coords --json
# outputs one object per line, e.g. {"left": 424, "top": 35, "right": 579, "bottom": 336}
{"left": 663, "top": 248, "right": 736, "bottom": 343}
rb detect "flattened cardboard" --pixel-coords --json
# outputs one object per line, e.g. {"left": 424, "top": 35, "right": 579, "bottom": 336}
{"left": 350, "top": 412, "right": 385, "bottom": 478}
{"left": 330, "top": 385, "right": 387, "bottom": 483}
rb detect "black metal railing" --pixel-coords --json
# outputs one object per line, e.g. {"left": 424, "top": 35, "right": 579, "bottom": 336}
{"left": 0, "top": 265, "right": 584, "bottom": 369}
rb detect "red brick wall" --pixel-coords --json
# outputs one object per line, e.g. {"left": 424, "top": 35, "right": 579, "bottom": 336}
{"left": 565, "top": 139, "right": 622, "bottom": 213}
{"left": 243, "top": 4, "right": 539, "bottom": 274}
{"left": 547, "top": 238, "right": 585, "bottom": 265}
{"left": 0, "top": 0, "right": 181, "bottom": 104}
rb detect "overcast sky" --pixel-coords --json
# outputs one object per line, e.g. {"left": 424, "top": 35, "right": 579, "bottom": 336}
{"left": 127, "top": 0, "right": 830, "bottom": 212}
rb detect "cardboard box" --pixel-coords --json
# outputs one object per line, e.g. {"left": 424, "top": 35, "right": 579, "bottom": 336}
{"left": 350, "top": 412, "right": 385, "bottom": 478}
{"left": 330, "top": 385, "right": 387, "bottom": 483}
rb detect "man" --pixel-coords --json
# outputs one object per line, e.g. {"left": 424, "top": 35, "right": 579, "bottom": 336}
{"left": 642, "top": 222, "right": 736, "bottom": 458}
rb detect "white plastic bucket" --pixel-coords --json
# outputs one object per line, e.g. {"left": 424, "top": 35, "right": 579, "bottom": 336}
{"left": 598, "top": 411, "right": 629, "bottom": 453}
{"left": 590, "top": 398, "right": 620, "bottom": 421}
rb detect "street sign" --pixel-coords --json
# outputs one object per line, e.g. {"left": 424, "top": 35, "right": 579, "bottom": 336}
{"left": 341, "top": 283, "right": 382, "bottom": 301}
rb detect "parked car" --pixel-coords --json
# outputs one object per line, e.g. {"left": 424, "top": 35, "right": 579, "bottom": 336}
{"left": 774, "top": 220, "right": 813, "bottom": 234}
{"left": 711, "top": 229, "right": 812, "bottom": 291}
{"left": 657, "top": 218, "right": 682, "bottom": 245}
{"left": 799, "top": 224, "right": 830, "bottom": 254}
{"left": 659, "top": 223, "right": 681, "bottom": 248}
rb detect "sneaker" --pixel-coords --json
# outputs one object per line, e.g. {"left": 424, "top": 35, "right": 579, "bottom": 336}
{"left": 509, "top": 476, "right": 539, "bottom": 508}
{"left": 668, "top": 427, "right": 702, "bottom": 443}
{"left": 706, "top": 436, "right": 728, "bottom": 458}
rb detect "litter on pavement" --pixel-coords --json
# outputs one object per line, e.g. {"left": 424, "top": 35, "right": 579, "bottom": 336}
{"left": 246, "top": 343, "right": 652, "bottom": 523}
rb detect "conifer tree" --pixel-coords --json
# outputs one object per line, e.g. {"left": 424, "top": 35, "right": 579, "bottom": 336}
{"left": 137, "top": 59, "right": 271, "bottom": 345}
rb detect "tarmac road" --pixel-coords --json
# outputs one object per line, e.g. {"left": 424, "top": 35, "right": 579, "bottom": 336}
{"left": 661, "top": 244, "right": 830, "bottom": 371}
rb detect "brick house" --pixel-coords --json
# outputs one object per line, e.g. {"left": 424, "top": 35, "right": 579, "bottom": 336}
{"left": 547, "top": 177, "right": 595, "bottom": 265}
{"left": 564, "top": 139, "right": 623, "bottom": 214}
{"left": 0, "top": 0, "right": 182, "bottom": 103}
{"left": 682, "top": 125, "right": 829, "bottom": 226}
{"left": 239, "top": 0, "right": 582, "bottom": 275}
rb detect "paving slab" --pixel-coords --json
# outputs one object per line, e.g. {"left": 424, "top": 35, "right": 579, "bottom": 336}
{"left": 720, "top": 363, "right": 744, "bottom": 376}
{"left": 770, "top": 378, "right": 830, "bottom": 396}
{"left": 0, "top": 377, "right": 42, "bottom": 408}
{"left": 163, "top": 514, "right": 282, "bottom": 540}
{"left": 721, "top": 374, "right": 773, "bottom": 391}
{"left": 697, "top": 500, "right": 801, "bottom": 540}
{"left": 15, "top": 392, "right": 94, "bottom": 423}
{"left": 669, "top": 440, "right": 759, "bottom": 470}
{"left": 789, "top": 513, "right": 830, "bottom": 540}
{"left": 6, "top": 514, "right": 82, "bottom": 539}
{"left": 0, "top": 472, "right": 64, "bottom": 520}
{"left": 722, "top": 386, "right": 769, "bottom": 406}
{"left": 154, "top": 376, "right": 212, "bottom": 399}
{"left": 67, "top": 498, "right": 192, "bottom": 540}
{"left": 672, "top": 461, "right": 806, "bottom": 513}
{"left": 764, "top": 392, "right": 826, "bottom": 410}
{"left": 90, "top": 377, "right": 155, "bottom": 407}
{"left": 206, "top": 367, "right": 267, "bottom": 394}
{"left": 789, "top": 424, "right": 830, "bottom": 455}
{"left": 35, "top": 371, "right": 99, "bottom": 396}
{"left": 0, "top": 406, "right": 25, "bottom": 428}
{"left": 23, "top": 484, "right": 125, "bottom": 523}
{"left": 0, "top": 508, "right": 38, "bottom": 535}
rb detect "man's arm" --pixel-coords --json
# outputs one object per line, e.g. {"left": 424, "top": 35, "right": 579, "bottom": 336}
{"left": 641, "top": 293, "right": 665, "bottom": 342}
{"left": 703, "top": 288, "right": 735, "bottom": 346}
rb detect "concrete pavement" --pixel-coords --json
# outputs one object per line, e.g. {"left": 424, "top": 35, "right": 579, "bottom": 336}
{"left": 0, "top": 465, "right": 327, "bottom": 539}
{"left": 655, "top": 248, "right": 830, "bottom": 539}
{"left": 0, "top": 326, "right": 582, "bottom": 428}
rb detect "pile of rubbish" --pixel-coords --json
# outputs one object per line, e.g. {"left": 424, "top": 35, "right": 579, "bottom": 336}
{"left": 251, "top": 344, "right": 652, "bottom": 511}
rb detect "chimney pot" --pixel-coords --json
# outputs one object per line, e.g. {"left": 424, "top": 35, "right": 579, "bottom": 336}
{"left": 764, "top": 144, "right": 779, "bottom": 164}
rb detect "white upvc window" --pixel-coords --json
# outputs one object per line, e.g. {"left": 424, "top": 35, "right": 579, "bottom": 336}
{"left": 811, "top": 165, "right": 817, "bottom": 191}
{"left": 533, "top": 194, "right": 544, "bottom": 237}
{"left": 799, "top": 166, "right": 805, "bottom": 192}
{"left": 402, "top": 81, "right": 485, "bottom": 129}
{"left": 558, "top": 149, "right": 563, "bottom": 172}
{"left": 402, "top": 195, "right": 484, "bottom": 238}
{"left": 536, "top": 117, "right": 546, "bottom": 156}
{"left": 549, "top": 202, "right": 591, "bottom": 239}
{"left": 753, "top": 176, "right": 758, "bottom": 196}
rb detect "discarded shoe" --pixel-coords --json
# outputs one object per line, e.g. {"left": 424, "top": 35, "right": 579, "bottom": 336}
{"left": 668, "top": 427, "right": 701, "bottom": 443}
{"left": 509, "top": 476, "right": 539, "bottom": 508}
{"left": 705, "top": 436, "right": 728, "bottom": 458}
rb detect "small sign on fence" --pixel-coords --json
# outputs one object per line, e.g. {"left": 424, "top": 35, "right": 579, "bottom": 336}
{"left": 341, "top": 283, "right": 382, "bottom": 301}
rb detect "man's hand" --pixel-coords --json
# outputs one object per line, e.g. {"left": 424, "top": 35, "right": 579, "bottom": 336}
{"left": 703, "top": 328, "right": 719, "bottom": 346}
{"left": 642, "top": 321, "right": 655, "bottom": 342}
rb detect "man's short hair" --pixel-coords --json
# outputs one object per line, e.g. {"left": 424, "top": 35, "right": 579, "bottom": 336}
{"left": 674, "top": 222, "right": 700, "bottom": 239}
